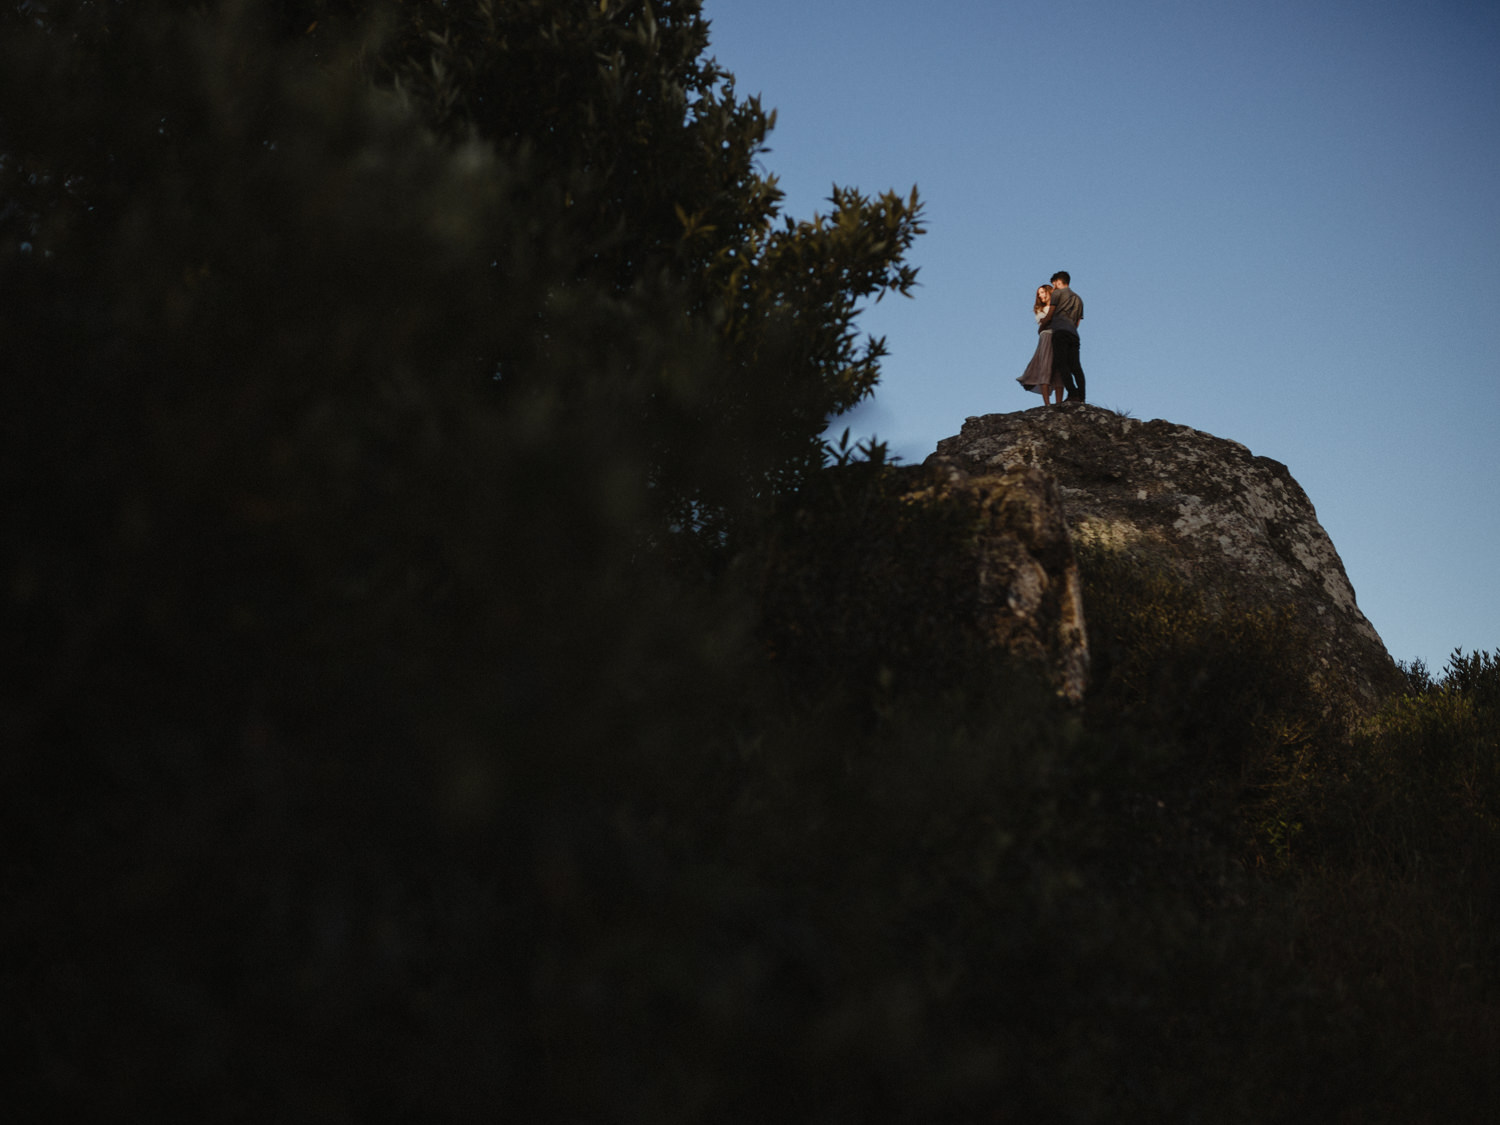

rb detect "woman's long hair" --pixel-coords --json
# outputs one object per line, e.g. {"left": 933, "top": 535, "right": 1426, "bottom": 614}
{"left": 1033, "top": 284, "right": 1052, "bottom": 316}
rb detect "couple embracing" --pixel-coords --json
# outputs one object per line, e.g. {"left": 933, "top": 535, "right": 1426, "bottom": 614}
{"left": 1018, "top": 271, "right": 1086, "bottom": 406}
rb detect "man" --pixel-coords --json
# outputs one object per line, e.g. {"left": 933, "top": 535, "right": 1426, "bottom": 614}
{"left": 1039, "top": 271, "right": 1085, "bottom": 403}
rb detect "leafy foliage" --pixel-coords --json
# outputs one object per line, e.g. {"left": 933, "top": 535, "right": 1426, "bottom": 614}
{"left": 751, "top": 447, "right": 1003, "bottom": 709}
{"left": 2, "top": 0, "right": 923, "bottom": 548}
{"left": 359, "top": 0, "right": 924, "bottom": 537}
{"left": 1247, "top": 649, "right": 1500, "bottom": 1118}
{"left": 1076, "top": 540, "right": 1343, "bottom": 766}
{"left": 1075, "top": 546, "right": 1500, "bottom": 1119}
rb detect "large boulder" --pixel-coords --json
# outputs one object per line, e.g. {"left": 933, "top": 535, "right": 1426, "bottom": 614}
{"left": 927, "top": 406, "right": 1401, "bottom": 708}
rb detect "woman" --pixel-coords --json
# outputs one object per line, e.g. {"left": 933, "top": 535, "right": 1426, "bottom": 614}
{"left": 1017, "top": 283, "right": 1063, "bottom": 405}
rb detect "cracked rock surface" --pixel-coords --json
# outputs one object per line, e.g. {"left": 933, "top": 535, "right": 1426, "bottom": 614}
{"left": 927, "top": 405, "right": 1400, "bottom": 707}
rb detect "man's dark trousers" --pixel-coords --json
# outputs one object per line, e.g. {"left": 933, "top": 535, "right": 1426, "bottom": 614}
{"left": 1052, "top": 330, "right": 1086, "bottom": 402}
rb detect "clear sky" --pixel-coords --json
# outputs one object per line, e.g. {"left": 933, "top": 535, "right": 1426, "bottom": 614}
{"left": 705, "top": 0, "right": 1500, "bottom": 671}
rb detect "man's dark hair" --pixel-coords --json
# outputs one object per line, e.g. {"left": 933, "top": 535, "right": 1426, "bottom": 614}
{"left": 1050, "top": 271, "right": 1071, "bottom": 285}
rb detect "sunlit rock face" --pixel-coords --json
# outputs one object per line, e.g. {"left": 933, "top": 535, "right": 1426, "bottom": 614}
{"left": 927, "top": 405, "right": 1401, "bottom": 708}
{"left": 904, "top": 460, "right": 1090, "bottom": 703}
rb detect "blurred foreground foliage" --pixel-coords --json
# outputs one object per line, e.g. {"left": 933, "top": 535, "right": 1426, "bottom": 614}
{"left": 3, "top": 1, "right": 1497, "bottom": 1120}
{"left": 1080, "top": 546, "right": 1500, "bottom": 1121}
{"left": 751, "top": 441, "right": 999, "bottom": 710}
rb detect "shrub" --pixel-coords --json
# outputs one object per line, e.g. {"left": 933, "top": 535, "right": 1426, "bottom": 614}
{"left": 1075, "top": 541, "right": 1340, "bottom": 771}
{"left": 1244, "top": 650, "right": 1500, "bottom": 1119}
{"left": 751, "top": 448, "right": 1004, "bottom": 709}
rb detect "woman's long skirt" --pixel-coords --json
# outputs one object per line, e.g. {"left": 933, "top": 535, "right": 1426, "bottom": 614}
{"left": 1018, "top": 329, "right": 1061, "bottom": 395}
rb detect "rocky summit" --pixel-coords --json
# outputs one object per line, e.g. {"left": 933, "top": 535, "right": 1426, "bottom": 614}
{"left": 926, "top": 405, "right": 1401, "bottom": 708}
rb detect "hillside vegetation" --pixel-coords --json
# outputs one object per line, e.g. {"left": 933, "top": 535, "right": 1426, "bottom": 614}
{"left": 3, "top": 2, "right": 1495, "bottom": 1119}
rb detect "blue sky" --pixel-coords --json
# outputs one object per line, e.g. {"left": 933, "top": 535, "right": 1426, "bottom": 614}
{"left": 706, "top": 0, "right": 1500, "bottom": 671}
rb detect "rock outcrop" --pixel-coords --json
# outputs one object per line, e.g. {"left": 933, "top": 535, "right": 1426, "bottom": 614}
{"left": 926, "top": 405, "right": 1401, "bottom": 708}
